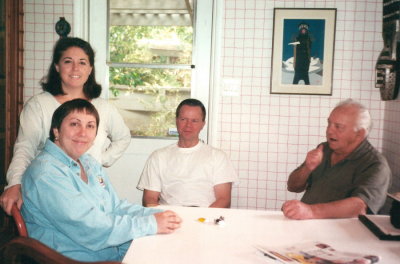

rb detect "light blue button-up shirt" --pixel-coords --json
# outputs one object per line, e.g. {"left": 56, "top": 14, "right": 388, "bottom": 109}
{"left": 22, "top": 139, "right": 162, "bottom": 261}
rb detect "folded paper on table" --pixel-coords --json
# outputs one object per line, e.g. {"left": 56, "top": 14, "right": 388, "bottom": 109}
{"left": 254, "top": 241, "right": 379, "bottom": 264}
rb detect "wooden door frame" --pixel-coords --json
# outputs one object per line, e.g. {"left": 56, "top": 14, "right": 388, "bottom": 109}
{"left": 4, "top": 0, "right": 24, "bottom": 178}
{"left": 1, "top": 0, "right": 24, "bottom": 246}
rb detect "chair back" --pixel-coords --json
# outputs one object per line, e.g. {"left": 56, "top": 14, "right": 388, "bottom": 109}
{"left": 10, "top": 204, "right": 28, "bottom": 237}
{"left": 3, "top": 205, "right": 121, "bottom": 263}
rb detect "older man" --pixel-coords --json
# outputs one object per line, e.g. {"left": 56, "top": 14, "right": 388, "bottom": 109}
{"left": 137, "top": 98, "right": 237, "bottom": 208}
{"left": 282, "top": 99, "right": 391, "bottom": 220}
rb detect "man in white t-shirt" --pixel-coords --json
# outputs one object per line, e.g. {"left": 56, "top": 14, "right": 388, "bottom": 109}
{"left": 137, "top": 98, "right": 237, "bottom": 208}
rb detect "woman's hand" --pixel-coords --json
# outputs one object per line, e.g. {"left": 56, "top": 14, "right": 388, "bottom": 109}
{"left": 0, "top": 184, "right": 23, "bottom": 215}
{"left": 154, "top": 210, "right": 182, "bottom": 234}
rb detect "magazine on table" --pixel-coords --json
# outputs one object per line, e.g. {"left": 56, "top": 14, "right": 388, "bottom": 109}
{"left": 254, "top": 241, "right": 379, "bottom": 264}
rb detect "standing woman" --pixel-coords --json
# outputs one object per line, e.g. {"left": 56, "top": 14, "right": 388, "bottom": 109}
{"left": 0, "top": 37, "right": 131, "bottom": 214}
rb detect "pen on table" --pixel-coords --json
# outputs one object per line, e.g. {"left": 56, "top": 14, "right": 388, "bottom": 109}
{"left": 253, "top": 245, "right": 285, "bottom": 263}
{"left": 264, "top": 252, "right": 277, "bottom": 260}
{"left": 263, "top": 252, "right": 287, "bottom": 264}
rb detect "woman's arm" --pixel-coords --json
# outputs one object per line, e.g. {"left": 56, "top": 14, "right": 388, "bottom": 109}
{"left": 1, "top": 97, "right": 48, "bottom": 214}
{"left": 23, "top": 162, "right": 159, "bottom": 252}
{"left": 96, "top": 100, "right": 131, "bottom": 167}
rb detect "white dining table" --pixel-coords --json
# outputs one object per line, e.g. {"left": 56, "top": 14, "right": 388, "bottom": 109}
{"left": 123, "top": 206, "right": 400, "bottom": 263}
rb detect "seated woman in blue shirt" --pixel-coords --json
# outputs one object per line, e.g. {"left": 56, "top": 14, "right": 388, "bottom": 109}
{"left": 21, "top": 99, "right": 181, "bottom": 262}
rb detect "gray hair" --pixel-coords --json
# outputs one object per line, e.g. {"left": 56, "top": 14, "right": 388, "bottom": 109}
{"left": 334, "top": 98, "right": 371, "bottom": 137}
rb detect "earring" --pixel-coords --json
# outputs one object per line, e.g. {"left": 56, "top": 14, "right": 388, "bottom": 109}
{"left": 55, "top": 137, "right": 59, "bottom": 141}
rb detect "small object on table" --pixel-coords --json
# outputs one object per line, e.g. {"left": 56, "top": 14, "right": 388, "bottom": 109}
{"left": 197, "top": 216, "right": 225, "bottom": 226}
{"left": 215, "top": 216, "right": 225, "bottom": 226}
{"left": 197, "top": 217, "right": 209, "bottom": 223}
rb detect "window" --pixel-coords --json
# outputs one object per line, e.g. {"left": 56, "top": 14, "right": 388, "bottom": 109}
{"left": 108, "top": 0, "right": 195, "bottom": 137}
{"left": 81, "top": 0, "right": 213, "bottom": 140}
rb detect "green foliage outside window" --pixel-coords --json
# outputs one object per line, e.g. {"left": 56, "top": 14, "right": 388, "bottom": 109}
{"left": 108, "top": 25, "right": 193, "bottom": 137}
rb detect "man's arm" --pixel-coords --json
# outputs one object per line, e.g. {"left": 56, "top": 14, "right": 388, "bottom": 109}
{"left": 282, "top": 197, "right": 367, "bottom": 220}
{"left": 287, "top": 144, "right": 324, "bottom": 193}
{"left": 287, "top": 165, "right": 312, "bottom": 192}
{"left": 142, "top": 189, "right": 161, "bottom": 207}
{"left": 209, "top": 182, "right": 232, "bottom": 208}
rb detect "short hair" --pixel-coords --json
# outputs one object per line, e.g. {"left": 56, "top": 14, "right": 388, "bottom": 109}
{"left": 175, "top": 98, "right": 206, "bottom": 121}
{"left": 334, "top": 98, "right": 372, "bottom": 137}
{"left": 41, "top": 37, "right": 102, "bottom": 99}
{"left": 49, "top": 99, "right": 100, "bottom": 142}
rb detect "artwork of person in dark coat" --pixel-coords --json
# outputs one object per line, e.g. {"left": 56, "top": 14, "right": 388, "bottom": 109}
{"left": 293, "top": 22, "right": 312, "bottom": 85}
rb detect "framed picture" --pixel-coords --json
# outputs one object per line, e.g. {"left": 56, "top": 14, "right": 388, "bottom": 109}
{"left": 270, "top": 8, "right": 337, "bottom": 95}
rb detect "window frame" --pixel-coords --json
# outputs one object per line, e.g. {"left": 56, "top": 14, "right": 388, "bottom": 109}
{"left": 74, "top": 0, "right": 214, "bottom": 141}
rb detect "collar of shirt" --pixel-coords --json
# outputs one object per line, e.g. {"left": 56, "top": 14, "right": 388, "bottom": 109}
{"left": 323, "top": 139, "right": 371, "bottom": 164}
{"left": 43, "top": 139, "right": 90, "bottom": 169}
{"left": 176, "top": 140, "right": 204, "bottom": 154}
{"left": 340, "top": 139, "right": 372, "bottom": 161}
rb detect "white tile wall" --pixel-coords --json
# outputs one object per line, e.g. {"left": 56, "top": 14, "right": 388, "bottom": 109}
{"left": 24, "top": 0, "right": 73, "bottom": 100}
{"left": 23, "top": 0, "right": 400, "bottom": 211}
{"left": 218, "top": 0, "right": 399, "bottom": 210}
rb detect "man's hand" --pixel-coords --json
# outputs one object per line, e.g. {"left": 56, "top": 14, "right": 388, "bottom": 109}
{"left": 288, "top": 144, "right": 324, "bottom": 193}
{"left": 281, "top": 200, "right": 314, "bottom": 220}
{"left": 154, "top": 210, "right": 182, "bottom": 234}
{"left": 0, "top": 184, "right": 23, "bottom": 215}
{"left": 282, "top": 197, "right": 368, "bottom": 220}
{"left": 305, "top": 144, "right": 324, "bottom": 171}
{"left": 287, "top": 145, "right": 324, "bottom": 193}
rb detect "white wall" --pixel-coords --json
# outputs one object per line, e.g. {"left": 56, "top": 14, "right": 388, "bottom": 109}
{"left": 216, "top": 0, "right": 397, "bottom": 210}
{"left": 23, "top": 0, "right": 400, "bottom": 210}
{"left": 105, "top": 139, "right": 176, "bottom": 204}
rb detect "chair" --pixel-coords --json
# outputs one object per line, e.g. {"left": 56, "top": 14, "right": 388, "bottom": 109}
{"left": 0, "top": 236, "right": 121, "bottom": 264}
{"left": 1, "top": 204, "right": 121, "bottom": 264}
{"left": 10, "top": 204, "right": 28, "bottom": 237}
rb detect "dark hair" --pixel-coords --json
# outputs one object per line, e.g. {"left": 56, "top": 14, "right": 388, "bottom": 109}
{"left": 175, "top": 98, "right": 206, "bottom": 121}
{"left": 41, "top": 37, "right": 102, "bottom": 99}
{"left": 49, "top": 99, "right": 100, "bottom": 142}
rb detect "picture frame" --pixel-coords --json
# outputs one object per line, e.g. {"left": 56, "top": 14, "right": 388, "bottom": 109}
{"left": 270, "top": 8, "right": 337, "bottom": 95}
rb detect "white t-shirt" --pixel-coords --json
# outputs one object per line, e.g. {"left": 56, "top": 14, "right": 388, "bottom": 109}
{"left": 137, "top": 141, "right": 238, "bottom": 207}
{"left": 6, "top": 91, "right": 131, "bottom": 188}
